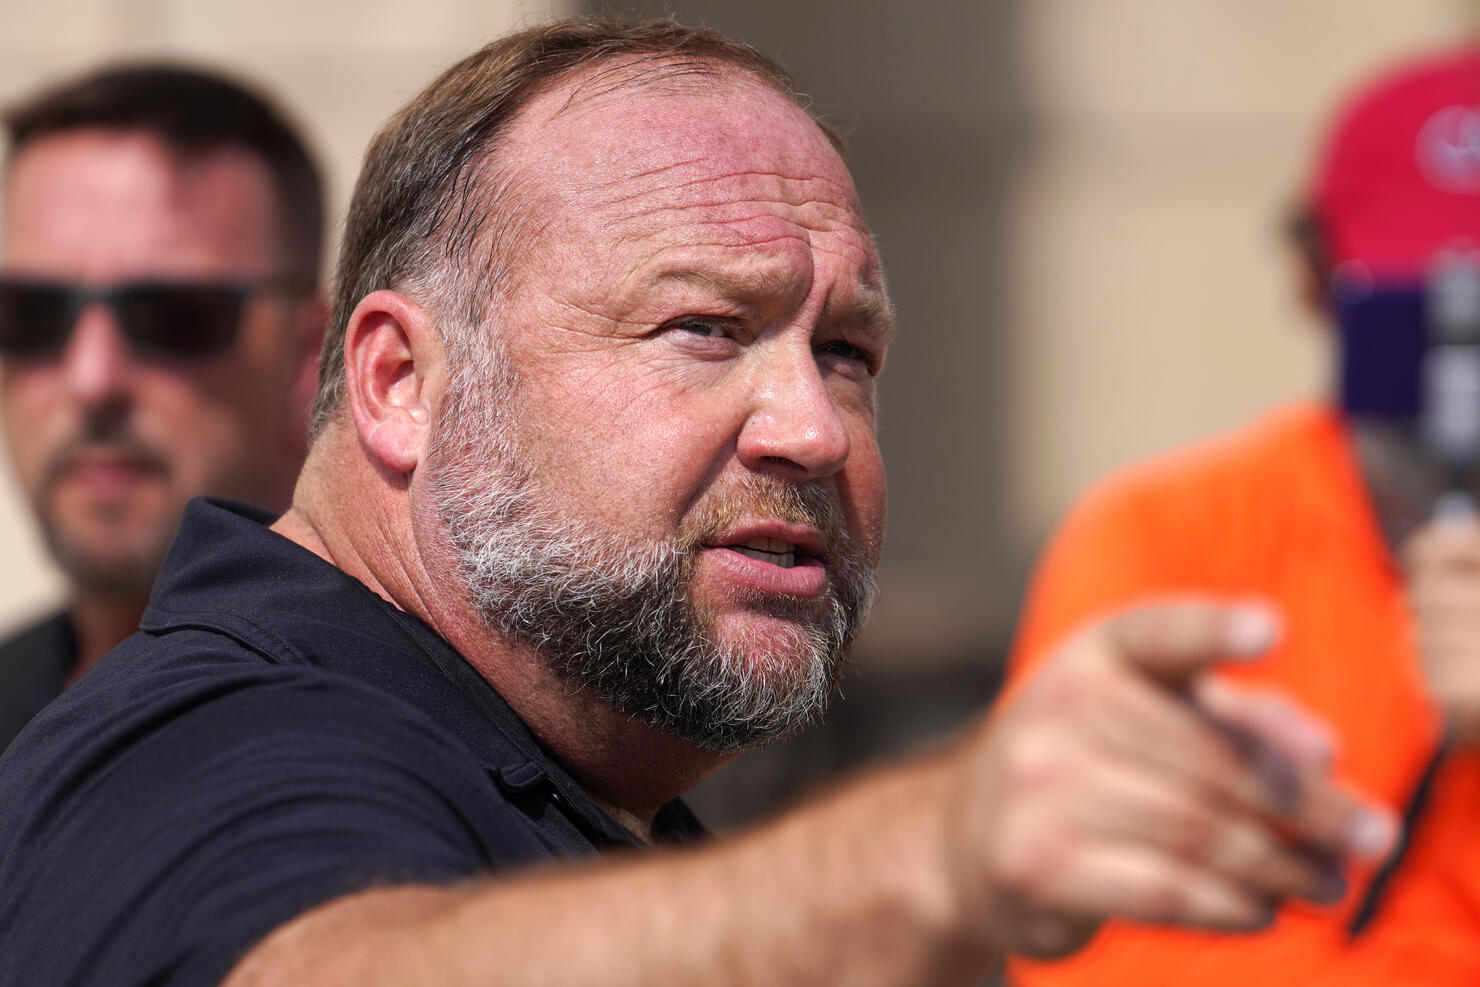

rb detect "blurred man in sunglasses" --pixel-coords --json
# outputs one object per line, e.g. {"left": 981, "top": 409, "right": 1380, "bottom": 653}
{"left": 1008, "top": 47, "right": 1480, "bottom": 987}
{"left": 0, "top": 65, "right": 325, "bottom": 748}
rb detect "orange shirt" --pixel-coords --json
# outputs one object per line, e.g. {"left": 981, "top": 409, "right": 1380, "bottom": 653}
{"left": 1005, "top": 402, "right": 1480, "bottom": 986}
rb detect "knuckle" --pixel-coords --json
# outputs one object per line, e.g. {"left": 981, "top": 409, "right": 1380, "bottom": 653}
{"left": 1028, "top": 663, "right": 1089, "bottom": 714}
{"left": 1139, "top": 871, "right": 1190, "bottom": 923}
{"left": 994, "top": 819, "right": 1069, "bottom": 900}
{"left": 1208, "top": 825, "right": 1292, "bottom": 887}
{"left": 1002, "top": 734, "right": 1068, "bottom": 792}
{"left": 1205, "top": 762, "right": 1268, "bottom": 817}
{"left": 1164, "top": 807, "right": 1220, "bottom": 860}
{"left": 1131, "top": 605, "right": 1189, "bottom": 647}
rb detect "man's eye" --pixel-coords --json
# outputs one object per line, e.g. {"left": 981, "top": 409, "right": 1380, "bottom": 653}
{"left": 672, "top": 318, "right": 728, "bottom": 338}
{"left": 818, "top": 340, "right": 877, "bottom": 373}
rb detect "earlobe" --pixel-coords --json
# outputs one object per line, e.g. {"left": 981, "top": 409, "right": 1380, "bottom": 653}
{"left": 343, "top": 290, "right": 442, "bottom": 475}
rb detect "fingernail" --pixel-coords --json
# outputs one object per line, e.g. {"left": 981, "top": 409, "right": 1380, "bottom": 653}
{"left": 1346, "top": 811, "right": 1398, "bottom": 860}
{"left": 1222, "top": 605, "right": 1277, "bottom": 656}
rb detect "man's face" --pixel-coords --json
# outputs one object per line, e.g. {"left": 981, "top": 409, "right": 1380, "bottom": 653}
{"left": 424, "top": 67, "right": 891, "bottom": 750}
{"left": 0, "top": 130, "right": 313, "bottom": 597}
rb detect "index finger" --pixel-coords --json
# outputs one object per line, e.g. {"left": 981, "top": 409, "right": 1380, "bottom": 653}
{"left": 1102, "top": 599, "right": 1280, "bottom": 685}
{"left": 1193, "top": 678, "right": 1397, "bottom": 863}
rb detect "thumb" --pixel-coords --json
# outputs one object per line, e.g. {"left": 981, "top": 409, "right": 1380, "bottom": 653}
{"left": 1101, "top": 598, "right": 1280, "bottom": 685}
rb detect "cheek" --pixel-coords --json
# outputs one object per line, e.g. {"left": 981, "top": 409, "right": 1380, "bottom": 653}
{"left": 130, "top": 367, "right": 274, "bottom": 480}
{"left": 525, "top": 374, "right": 739, "bottom": 527}
{"left": 0, "top": 367, "right": 68, "bottom": 480}
{"left": 840, "top": 433, "right": 887, "bottom": 555}
{"left": 134, "top": 373, "right": 224, "bottom": 445}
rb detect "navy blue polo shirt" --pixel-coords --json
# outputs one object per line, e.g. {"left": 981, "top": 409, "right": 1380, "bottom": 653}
{"left": 0, "top": 498, "right": 702, "bottom": 987}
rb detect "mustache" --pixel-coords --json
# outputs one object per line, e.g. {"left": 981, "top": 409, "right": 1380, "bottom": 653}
{"left": 42, "top": 415, "right": 170, "bottom": 489}
{"left": 681, "top": 473, "right": 851, "bottom": 559}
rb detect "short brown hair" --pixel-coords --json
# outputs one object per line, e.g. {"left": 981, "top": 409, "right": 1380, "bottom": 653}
{"left": 310, "top": 16, "right": 835, "bottom": 437}
{"left": 6, "top": 63, "right": 324, "bottom": 283}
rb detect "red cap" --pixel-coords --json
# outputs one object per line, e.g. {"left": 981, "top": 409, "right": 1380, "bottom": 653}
{"left": 1310, "top": 45, "right": 1480, "bottom": 278}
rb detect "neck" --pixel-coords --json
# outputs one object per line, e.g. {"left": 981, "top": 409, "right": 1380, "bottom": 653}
{"left": 66, "top": 590, "right": 148, "bottom": 683}
{"left": 279, "top": 428, "right": 731, "bottom": 836}
{"left": 463, "top": 639, "right": 735, "bottom": 835}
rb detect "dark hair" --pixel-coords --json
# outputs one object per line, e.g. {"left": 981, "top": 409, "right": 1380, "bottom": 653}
{"left": 5, "top": 63, "right": 324, "bottom": 283}
{"left": 310, "top": 16, "right": 836, "bottom": 437}
{"left": 1282, "top": 201, "right": 1336, "bottom": 315}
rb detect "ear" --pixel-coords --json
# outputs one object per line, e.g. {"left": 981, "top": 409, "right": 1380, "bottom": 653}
{"left": 1284, "top": 203, "right": 1332, "bottom": 322}
{"left": 342, "top": 290, "right": 442, "bottom": 475}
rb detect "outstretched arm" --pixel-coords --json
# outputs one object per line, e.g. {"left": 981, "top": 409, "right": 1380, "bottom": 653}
{"left": 226, "top": 600, "right": 1395, "bottom": 987}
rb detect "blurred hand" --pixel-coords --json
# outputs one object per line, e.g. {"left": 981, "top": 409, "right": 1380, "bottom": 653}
{"left": 1405, "top": 514, "right": 1480, "bottom": 745}
{"left": 953, "top": 599, "right": 1396, "bottom": 960}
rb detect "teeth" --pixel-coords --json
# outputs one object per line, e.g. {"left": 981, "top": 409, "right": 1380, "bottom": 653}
{"left": 741, "top": 537, "right": 790, "bottom": 553}
{"left": 730, "top": 544, "right": 798, "bottom": 568}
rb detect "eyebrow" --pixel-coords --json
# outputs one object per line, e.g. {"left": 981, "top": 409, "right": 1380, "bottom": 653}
{"left": 650, "top": 265, "right": 896, "bottom": 343}
{"left": 826, "top": 282, "right": 896, "bottom": 346}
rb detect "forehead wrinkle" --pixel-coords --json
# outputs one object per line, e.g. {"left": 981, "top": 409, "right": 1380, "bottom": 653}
{"left": 500, "top": 150, "right": 862, "bottom": 303}
{"left": 598, "top": 195, "right": 881, "bottom": 319}
{"left": 577, "top": 240, "right": 796, "bottom": 320}
{"left": 593, "top": 174, "right": 861, "bottom": 242}
{"left": 631, "top": 225, "right": 879, "bottom": 294}
{"left": 614, "top": 217, "right": 852, "bottom": 259}
{"left": 500, "top": 68, "right": 887, "bottom": 340}
{"left": 610, "top": 236, "right": 889, "bottom": 340}
{"left": 596, "top": 179, "right": 868, "bottom": 263}
{"left": 589, "top": 158, "right": 859, "bottom": 211}
{"left": 505, "top": 75, "right": 867, "bottom": 245}
{"left": 603, "top": 195, "right": 857, "bottom": 243}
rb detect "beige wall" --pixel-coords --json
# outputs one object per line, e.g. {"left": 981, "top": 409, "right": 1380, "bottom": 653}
{"left": 0, "top": 0, "right": 573, "bottom": 633}
{"left": 1009, "top": 1, "right": 1477, "bottom": 539}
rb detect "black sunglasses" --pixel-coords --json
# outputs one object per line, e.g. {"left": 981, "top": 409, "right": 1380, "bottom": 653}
{"left": 0, "top": 275, "right": 308, "bottom": 360}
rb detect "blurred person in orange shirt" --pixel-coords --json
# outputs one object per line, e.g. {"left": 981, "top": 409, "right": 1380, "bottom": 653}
{"left": 1008, "top": 46, "right": 1480, "bottom": 986}
{"left": 0, "top": 64, "right": 325, "bottom": 749}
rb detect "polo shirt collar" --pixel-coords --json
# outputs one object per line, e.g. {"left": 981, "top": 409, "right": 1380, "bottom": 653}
{"left": 143, "top": 498, "right": 702, "bottom": 849}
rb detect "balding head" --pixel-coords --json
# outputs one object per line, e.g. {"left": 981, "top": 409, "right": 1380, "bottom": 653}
{"left": 312, "top": 17, "right": 842, "bottom": 439}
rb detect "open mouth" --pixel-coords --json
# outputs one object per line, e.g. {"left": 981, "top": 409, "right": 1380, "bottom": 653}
{"left": 725, "top": 537, "right": 801, "bottom": 569}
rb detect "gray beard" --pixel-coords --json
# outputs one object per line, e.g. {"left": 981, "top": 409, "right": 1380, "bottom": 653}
{"left": 426, "top": 365, "right": 877, "bottom": 753}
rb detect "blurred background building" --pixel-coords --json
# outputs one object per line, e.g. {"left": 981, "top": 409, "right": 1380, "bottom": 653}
{"left": 0, "top": 0, "right": 1474, "bottom": 825}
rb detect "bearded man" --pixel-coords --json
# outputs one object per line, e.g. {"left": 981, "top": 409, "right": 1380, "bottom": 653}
{"left": 0, "top": 19, "right": 1393, "bottom": 987}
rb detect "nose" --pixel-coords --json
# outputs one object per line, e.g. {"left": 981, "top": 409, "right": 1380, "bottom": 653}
{"left": 59, "top": 304, "right": 134, "bottom": 409}
{"left": 736, "top": 343, "right": 852, "bottom": 481}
